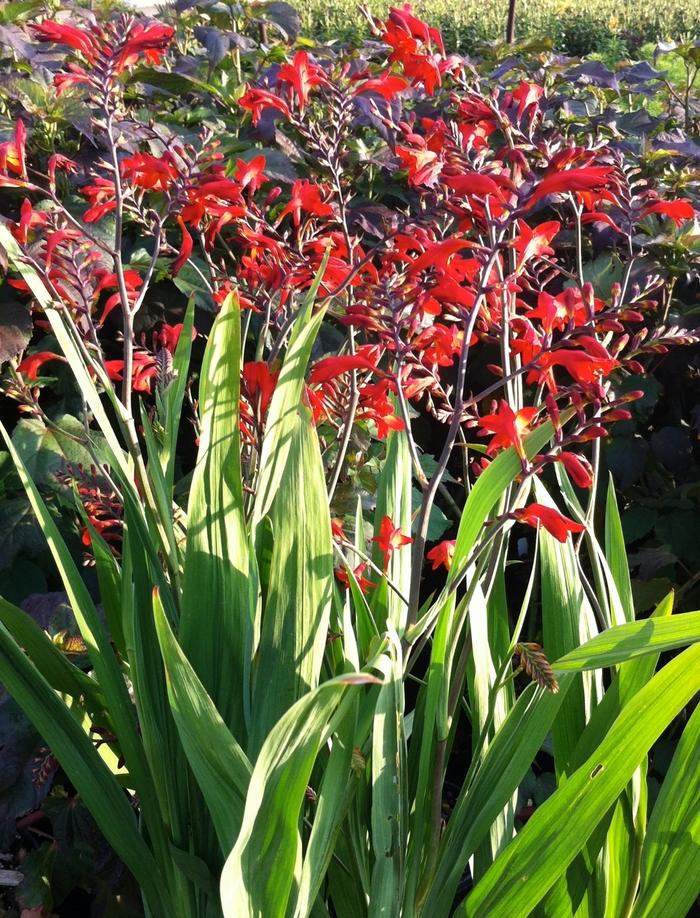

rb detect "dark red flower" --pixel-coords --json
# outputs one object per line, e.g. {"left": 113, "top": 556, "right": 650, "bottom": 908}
{"left": 557, "top": 452, "right": 593, "bottom": 488}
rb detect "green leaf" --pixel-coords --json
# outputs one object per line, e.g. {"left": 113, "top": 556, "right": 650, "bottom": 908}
{"left": 423, "top": 681, "right": 572, "bottom": 915}
{"left": 159, "top": 298, "right": 195, "bottom": 496}
{"left": 372, "top": 427, "right": 412, "bottom": 632}
{"left": 129, "top": 66, "right": 224, "bottom": 100}
{"left": 369, "top": 640, "right": 407, "bottom": 912}
{"left": 220, "top": 673, "right": 378, "bottom": 918}
{"left": 0, "top": 299, "right": 32, "bottom": 363}
{"left": 153, "top": 589, "right": 252, "bottom": 854}
{"left": 249, "top": 403, "right": 334, "bottom": 756}
{"left": 179, "top": 292, "right": 255, "bottom": 739}
{"left": 0, "top": 497, "right": 44, "bottom": 570}
{"left": 605, "top": 479, "right": 634, "bottom": 623}
{"left": 251, "top": 292, "right": 327, "bottom": 530}
{"left": 0, "top": 422, "right": 172, "bottom": 892}
{"left": 462, "top": 643, "right": 700, "bottom": 917}
{"left": 632, "top": 703, "right": 700, "bottom": 918}
{"left": 536, "top": 480, "right": 599, "bottom": 777}
{"left": 552, "top": 612, "right": 700, "bottom": 671}
{"left": 293, "top": 698, "right": 358, "bottom": 917}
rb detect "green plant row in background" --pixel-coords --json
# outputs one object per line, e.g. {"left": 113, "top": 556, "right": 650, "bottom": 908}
{"left": 299, "top": 0, "right": 700, "bottom": 56}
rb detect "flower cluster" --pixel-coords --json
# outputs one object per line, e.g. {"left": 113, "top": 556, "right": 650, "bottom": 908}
{"left": 1, "top": 4, "right": 697, "bottom": 576}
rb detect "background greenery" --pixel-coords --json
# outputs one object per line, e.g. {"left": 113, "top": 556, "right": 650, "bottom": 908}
{"left": 299, "top": 0, "right": 700, "bottom": 57}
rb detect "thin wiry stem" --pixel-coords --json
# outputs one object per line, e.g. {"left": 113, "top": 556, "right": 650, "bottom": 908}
{"left": 407, "top": 243, "right": 504, "bottom": 627}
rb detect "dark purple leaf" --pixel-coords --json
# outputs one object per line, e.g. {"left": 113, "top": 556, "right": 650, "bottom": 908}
{"left": 260, "top": 2, "right": 301, "bottom": 42}
{"left": 619, "top": 61, "right": 663, "bottom": 84}
{"left": 193, "top": 26, "right": 231, "bottom": 66}
{"left": 0, "top": 25, "right": 35, "bottom": 59}
{"left": 567, "top": 61, "right": 619, "bottom": 91}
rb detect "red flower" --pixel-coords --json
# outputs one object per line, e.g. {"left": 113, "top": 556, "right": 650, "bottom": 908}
{"left": 32, "top": 20, "right": 102, "bottom": 64}
{"left": 82, "top": 177, "right": 117, "bottom": 223}
{"left": 527, "top": 288, "right": 592, "bottom": 335}
{"left": 16, "top": 351, "right": 65, "bottom": 380}
{"left": 172, "top": 216, "right": 193, "bottom": 276}
{"left": 535, "top": 347, "right": 618, "bottom": 388}
{"left": 353, "top": 74, "right": 409, "bottom": 98}
{"left": 278, "top": 180, "right": 335, "bottom": 227}
{"left": 242, "top": 361, "right": 279, "bottom": 416}
{"left": 357, "top": 379, "right": 404, "bottom": 438}
{"left": 641, "top": 199, "right": 695, "bottom": 226}
{"left": 557, "top": 452, "right": 593, "bottom": 489}
{"left": 33, "top": 19, "right": 173, "bottom": 75}
{"left": 509, "top": 81, "right": 544, "bottom": 122}
{"left": 525, "top": 166, "right": 616, "bottom": 210}
{"left": 48, "top": 153, "right": 78, "bottom": 193}
{"left": 9, "top": 198, "right": 48, "bottom": 245}
{"left": 234, "top": 155, "right": 268, "bottom": 193}
{"left": 397, "top": 141, "right": 442, "bottom": 187}
{"left": 157, "top": 322, "right": 196, "bottom": 353}
{"left": 115, "top": 22, "right": 174, "bottom": 71}
{"left": 239, "top": 88, "right": 292, "bottom": 126}
{"left": 104, "top": 351, "right": 158, "bottom": 393}
{"left": 121, "top": 152, "right": 180, "bottom": 192}
{"left": 335, "top": 562, "right": 375, "bottom": 594}
{"left": 0, "top": 119, "right": 27, "bottom": 184}
{"left": 372, "top": 514, "right": 413, "bottom": 568}
{"left": 514, "top": 503, "right": 586, "bottom": 542}
{"left": 309, "top": 353, "right": 378, "bottom": 386}
{"left": 331, "top": 518, "right": 348, "bottom": 542}
{"left": 479, "top": 400, "right": 538, "bottom": 460}
{"left": 386, "top": 5, "right": 444, "bottom": 53}
{"left": 444, "top": 171, "right": 511, "bottom": 202}
{"left": 380, "top": 5, "right": 445, "bottom": 95}
{"left": 426, "top": 539, "right": 456, "bottom": 570}
{"left": 512, "top": 220, "right": 560, "bottom": 273}
{"left": 277, "top": 51, "right": 327, "bottom": 113}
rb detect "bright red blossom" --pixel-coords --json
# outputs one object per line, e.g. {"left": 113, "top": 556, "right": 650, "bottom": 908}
{"left": 514, "top": 504, "right": 586, "bottom": 542}
{"left": 373, "top": 515, "right": 413, "bottom": 568}
{"left": 276, "top": 51, "right": 327, "bottom": 113}
{"left": 16, "top": 351, "right": 65, "bottom": 380}
{"left": 426, "top": 539, "right": 456, "bottom": 571}
{"left": 479, "top": 401, "right": 539, "bottom": 460}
